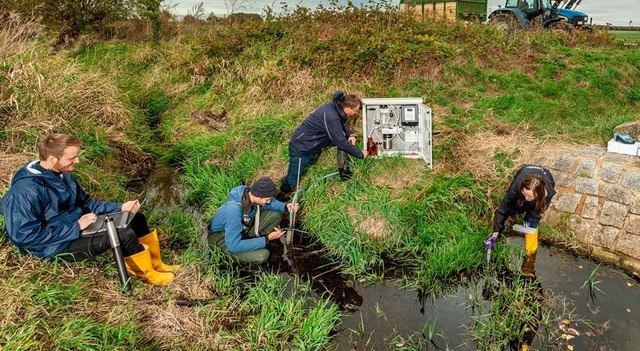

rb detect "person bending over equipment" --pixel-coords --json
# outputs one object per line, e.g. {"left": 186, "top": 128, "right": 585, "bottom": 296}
{"left": 485, "top": 165, "right": 556, "bottom": 277}
{"left": 0, "top": 134, "right": 180, "bottom": 285}
{"left": 208, "top": 177, "right": 299, "bottom": 264}
{"left": 280, "top": 91, "right": 368, "bottom": 195}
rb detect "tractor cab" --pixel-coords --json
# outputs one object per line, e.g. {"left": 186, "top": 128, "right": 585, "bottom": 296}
{"left": 503, "top": 0, "right": 543, "bottom": 20}
{"left": 491, "top": 0, "right": 589, "bottom": 30}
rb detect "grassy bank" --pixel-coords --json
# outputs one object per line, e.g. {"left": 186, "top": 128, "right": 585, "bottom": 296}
{"left": 1, "top": 3, "right": 640, "bottom": 350}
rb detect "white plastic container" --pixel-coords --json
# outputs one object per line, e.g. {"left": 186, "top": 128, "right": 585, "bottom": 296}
{"left": 607, "top": 139, "right": 640, "bottom": 156}
{"left": 512, "top": 224, "right": 537, "bottom": 234}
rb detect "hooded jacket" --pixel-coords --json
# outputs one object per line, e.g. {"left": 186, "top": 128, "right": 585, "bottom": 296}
{"left": 208, "top": 185, "right": 286, "bottom": 254}
{"left": 493, "top": 165, "right": 556, "bottom": 234}
{"left": 289, "top": 91, "right": 364, "bottom": 158}
{"left": 0, "top": 161, "right": 121, "bottom": 258}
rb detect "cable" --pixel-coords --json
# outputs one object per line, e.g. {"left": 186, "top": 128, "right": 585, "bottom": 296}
{"left": 85, "top": 220, "right": 107, "bottom": 258}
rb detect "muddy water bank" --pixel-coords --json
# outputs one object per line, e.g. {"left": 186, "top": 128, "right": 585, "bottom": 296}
{"left": 137, "top": 163, "right": 186, "bottom": 210}
{"left": 266, "top": 235, "right": 640, "bottom": 350}
{"left": 144, "top": 165, "right": 640, "bottom": 350}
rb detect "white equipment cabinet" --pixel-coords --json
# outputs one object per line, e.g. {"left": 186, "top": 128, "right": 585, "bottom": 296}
{"left": 361, "top": 97, "right": 432, "bottom": 168}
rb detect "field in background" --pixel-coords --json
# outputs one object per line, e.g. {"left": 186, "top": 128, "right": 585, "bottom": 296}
{"left": 613, "top": 30, "right": 640, "bottom": 40}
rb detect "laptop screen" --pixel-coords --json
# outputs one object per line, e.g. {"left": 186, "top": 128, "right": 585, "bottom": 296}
{"left": 80, "top": 211, "right": 134, "bottom": 236}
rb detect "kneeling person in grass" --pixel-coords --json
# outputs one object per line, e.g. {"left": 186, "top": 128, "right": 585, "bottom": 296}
{"left": 208, "top": 177, "right": 299, "bottom": 264}
{"left": 0, "top": 134, "right": 179, "bottom": 286}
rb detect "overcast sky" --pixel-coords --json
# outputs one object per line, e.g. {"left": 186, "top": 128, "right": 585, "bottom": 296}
{"left": 166, "top": 1, "right": 638, "bottom": 26}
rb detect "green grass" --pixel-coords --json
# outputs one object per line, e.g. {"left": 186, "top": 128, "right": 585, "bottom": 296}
{"left": 2, "top": 5, "right": 640, "bottom": 350}
{"left": 472, "top": 274, "right": 550, "bottom": 350}
{"left": 239, "top": 275, "right": 341, "bottom": 351}
{"left": 613, "top": 30, "right": 640, "bottom": 40}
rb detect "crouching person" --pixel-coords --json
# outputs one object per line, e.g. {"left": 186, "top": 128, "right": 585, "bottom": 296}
{"left": 0, "top": 134, "right": 179, "bottom": 285}
{"left": 207, "top": 177, "right": 299, "bottom": 264}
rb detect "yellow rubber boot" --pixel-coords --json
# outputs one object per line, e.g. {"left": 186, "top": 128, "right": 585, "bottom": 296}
{"left": 138, "top": 230, "right": 181, "bottom": 273}
{"left": 524, "top": 228, "right": 539, "bottom": 256}
{"left": 125, "top": 245, "right": 174, "bottom": 285}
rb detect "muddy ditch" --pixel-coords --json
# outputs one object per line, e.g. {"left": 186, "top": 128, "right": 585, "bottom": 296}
{"left": 144, "top": 164, "right": 640, "bottom": 350}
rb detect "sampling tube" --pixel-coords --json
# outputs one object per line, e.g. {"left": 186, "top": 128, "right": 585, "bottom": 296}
{"left": 105, "top": 216, "right": 131, "bottom": 295}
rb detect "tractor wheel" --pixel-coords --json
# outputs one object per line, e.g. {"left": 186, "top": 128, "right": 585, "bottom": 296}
{"left": 578, "top": 25, "right": 594, "bottom": 33}
{"left": 547, "top": 21, "right": 575, "bottom": 34}
{"left": 527, "top": 16, "right": 544, "bottom": 31}
{"left": 490, "top": 13, "right": 523, "bottom": 32}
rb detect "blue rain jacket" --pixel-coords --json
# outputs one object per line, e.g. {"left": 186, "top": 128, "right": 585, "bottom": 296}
{"left": 0, "top": 161, "right": 121, "bottom": 258}
{"left": 208, "top": 185, "right": 286, "bottom": 253}
{"left": 289, "top": 91, "right": 364, "bottom": 158}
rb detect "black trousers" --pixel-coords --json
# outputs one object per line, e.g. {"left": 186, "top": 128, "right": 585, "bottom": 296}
{"left": 57, "top": 212, "right": 149, "bottom": 261}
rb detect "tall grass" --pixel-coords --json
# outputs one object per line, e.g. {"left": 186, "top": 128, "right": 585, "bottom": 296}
{"left": 472, "top": 274, "right": 550, "bottom": 350}
{"left": 1, "top": 4, "right": 639, "bottom": 350}
{"left": 239, "top": 274, "right": 341, "bottom": 351}
{"left": 1, "top": 13, "right": 156, "bottom": 200}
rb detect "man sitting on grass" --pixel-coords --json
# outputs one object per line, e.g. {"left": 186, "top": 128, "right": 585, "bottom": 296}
{"left": 0, "top": 133, "right": 179, "bottom": 285}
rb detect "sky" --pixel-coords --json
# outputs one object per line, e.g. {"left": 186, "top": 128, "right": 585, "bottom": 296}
{"left": 166, "top": 0, "right": 638, "bottom": 26}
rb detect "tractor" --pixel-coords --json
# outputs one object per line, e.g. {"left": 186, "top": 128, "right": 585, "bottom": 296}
{"left": 488, "top": 0, "right": 590, "bottom": 31}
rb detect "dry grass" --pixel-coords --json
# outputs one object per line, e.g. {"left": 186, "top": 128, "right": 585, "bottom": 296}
{"left": 132, "top": 266, "right": 228, "bottom": 350}
{"left": 189, "top": 110, "right": 228, "bottom": 131}
{"left": 355, "top": 215, "right": 391, "bottom": 240}
{"left": 1, "top": 14, "right": 134, "bottom": 155}
{"left": 0, "top": 237, "right": 242, "bottom": 350}
{"left": 243, "top": 64, "right": 322, "bottom": 108}
{"left": 395, "top": 59, "right": 445, "bottom": 83}
{"left": 449, "top": 122, "right": 544, "bottom": 181}
{"left": 0, "top": 153, "right": 31, "bottom": 190}
{"left": 261, "top": 156, "right": 289, "bottom": 185}
{"left": 110, "top": 139, "right": 156, "bottom": 181}
{"left": 0, "top": 12, "right": 43, "bottom": 60}
{"left": 346, "top": 206, "right": 394, "bottom": 240}
{"left": 370, "top": 160, "right": 428, "bottom": 190}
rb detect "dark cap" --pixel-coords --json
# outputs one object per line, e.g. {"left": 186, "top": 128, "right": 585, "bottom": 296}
{"left": 250, "top": 177, "right": 276, "bottom": 198}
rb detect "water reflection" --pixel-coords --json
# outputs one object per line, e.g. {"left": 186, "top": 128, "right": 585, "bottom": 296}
{"left": 266, "top": 234, "right": 363, "bottom": 311}
{"left": 522, "top": 248, "right": 538, "bottom": 278}
{"left": 142, "top": 164, "right": 186, "bottom": 210}
{"left": 332, "top": 238, "right": 640, "bottom": 350}
{"left": 518, "top": 250, "right": 543, "bottom": 351}
{"left": 141, "top": 165, "right": 640, "bottom": 350}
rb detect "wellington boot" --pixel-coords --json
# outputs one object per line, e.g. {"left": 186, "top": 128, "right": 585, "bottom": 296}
{"left": 138, "top": 230, "right": 181, "bottom": 273}
{"left": 125, "top": 245, "right": 174, "bottom": 285}
{"left": 338, "top": 168, "right": 353, "bottom": 181}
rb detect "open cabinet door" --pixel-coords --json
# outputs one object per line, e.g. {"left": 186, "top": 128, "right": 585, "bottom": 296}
{"left": 420, "top": 104, "right": 433, "bottom": 169}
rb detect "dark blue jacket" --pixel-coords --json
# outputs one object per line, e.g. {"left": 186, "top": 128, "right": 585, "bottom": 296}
{"left": 0, "top": 161, "right": 121, "bottom": 258}
{"left": 208, "top": 185, "right": 286, "bottom": 253}
{"left": 493, "top": 165, "right": 556, "bottom": 233}
{"left": 289, "top": 91, "right": 364, "bottom": 158}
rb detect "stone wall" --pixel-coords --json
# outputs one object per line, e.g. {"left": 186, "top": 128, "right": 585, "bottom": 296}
{"left": 533, "top": 145, "right": 640, "bottom": 273}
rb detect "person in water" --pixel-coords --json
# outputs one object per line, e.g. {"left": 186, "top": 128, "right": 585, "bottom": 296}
{"left": 208, "top": 177, "right": 299, "bottom": 264}
{"left": 485, "top": 164, "right": 556, "bottom": 277}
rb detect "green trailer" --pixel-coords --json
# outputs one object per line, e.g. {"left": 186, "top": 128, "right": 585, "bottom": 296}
{"left": 399, "top": 0, "right": 488, "bottom": 21}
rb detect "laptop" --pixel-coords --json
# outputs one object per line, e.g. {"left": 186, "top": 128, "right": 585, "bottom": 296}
{"left": 81, "top": 211, "right": 135, "bottom": 236}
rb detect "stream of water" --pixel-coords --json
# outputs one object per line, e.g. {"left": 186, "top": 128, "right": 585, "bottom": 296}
{"left": 146, "top": 165, "right": 640, "bottom": 350}
{"left": 269, "top": 236, "right": 640, "bottom": 350}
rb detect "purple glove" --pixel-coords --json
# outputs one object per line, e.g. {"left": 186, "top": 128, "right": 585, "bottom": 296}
{"left": 485, "top": 236, "right": 497, "bottom": 250}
